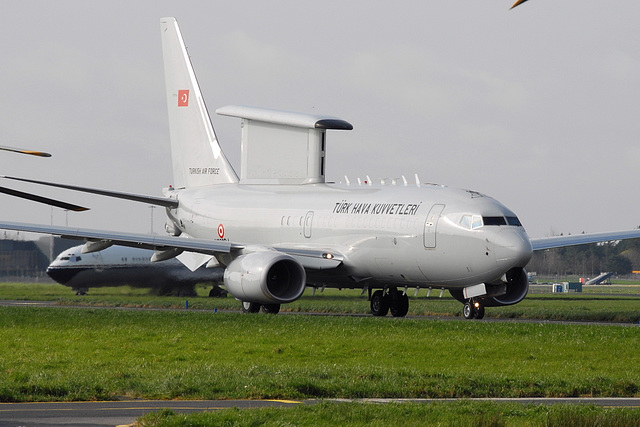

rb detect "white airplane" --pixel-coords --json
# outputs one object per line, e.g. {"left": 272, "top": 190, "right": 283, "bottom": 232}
{"left": 47, "top": 244, "right": 224, "bottom": 297}
{"left": 2, "top": 17, "right": 640, "bottom": 319}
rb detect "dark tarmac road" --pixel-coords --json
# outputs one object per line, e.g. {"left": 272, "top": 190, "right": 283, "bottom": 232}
{"left": 1, "top": 398, "right": 639, "bottom": 427}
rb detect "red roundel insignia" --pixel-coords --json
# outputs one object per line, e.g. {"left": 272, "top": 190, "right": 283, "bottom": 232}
{"left": 217, "top": 223, "right": 225, "bottom": 239}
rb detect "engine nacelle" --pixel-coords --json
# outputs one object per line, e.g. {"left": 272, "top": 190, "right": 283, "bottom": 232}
{"left": 448, "top": 267, "right": 529, "bottom": 307}
{"left": 223, "top": 251, "right": 306, "bottom": 304}
{"left": 482, "top": 267, "right": 529, "bottom": 307}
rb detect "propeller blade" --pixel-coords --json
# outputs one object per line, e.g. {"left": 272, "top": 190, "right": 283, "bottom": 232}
{"left": 0, "top": 186, "right": 89, "bottom": 212}
{"left": 0, "top": 146, "right": 52, "bottom": 157}
{"left": 510, "top": 0, "right": 529, "bottom": 9}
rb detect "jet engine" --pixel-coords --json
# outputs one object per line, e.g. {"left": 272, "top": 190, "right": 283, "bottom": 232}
{"left": 449, "top": 267, "right": 529, "bottom": 307}
{"left": 223, "top": 251, "right": 306, "bottom": 304}
{"left": 482, "top": 267, "right": 529, "bottom": 307}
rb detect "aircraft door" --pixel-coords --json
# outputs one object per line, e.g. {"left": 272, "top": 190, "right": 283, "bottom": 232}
{"left": 423, "top": 204, "right": 445, "bottom": 248}
{"left": 304, "top": 211, "right": 314, "bottom": 238}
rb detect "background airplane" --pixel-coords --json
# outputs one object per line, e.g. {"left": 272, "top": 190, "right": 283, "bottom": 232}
{"left": 48, "top": 244, "right": 225, "bottom": 297}
{"left": 2, "top": 17, "right": 640, "bottom": 320}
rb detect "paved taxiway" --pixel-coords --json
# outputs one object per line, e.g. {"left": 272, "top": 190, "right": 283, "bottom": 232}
{"left": 1, "top": 398, "right": 639, "bottom": 427}
{"left": 1, "top": 299, "right": 638, "bottom": 327}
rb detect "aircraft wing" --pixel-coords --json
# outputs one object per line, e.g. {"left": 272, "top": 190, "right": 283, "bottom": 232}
{"left": 0, "top": 186, "right": 89, "bottom": 212}
{"left": 531, "top": 229, "right": 640, "bottom": 251}
{"left": 0, "top": 220, "right": 344, "bottom": 270}
{"left": 1, "top": 176, "right": 177, "bottom": 209}
{"left": 0, "top": 220, "right": 236, "bottom": 255}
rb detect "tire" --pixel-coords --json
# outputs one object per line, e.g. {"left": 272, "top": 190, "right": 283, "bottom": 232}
{"left": 371, "top": 290, "right": 389, "bottom": 316}
{"left": 463, "top": 302, "right": 475, "bottom": 319}
{"left": 389, "top": 292, "right": 409, "bottom": 317}
{"left": 209, "top": 286, "right": 228, "bottom": 298}
{"left": 241, "top": 301, "right": 261, "bottom": 313}
{"left": 475, "top": 305, "right": 485, "bottom": 320}
{"left": 261, "top": 304, "right": 281, "bottom": 314}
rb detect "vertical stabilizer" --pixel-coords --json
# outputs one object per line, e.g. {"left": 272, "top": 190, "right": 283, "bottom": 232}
{"left": 160, "top": 17, "right": 238, "bottom": 188}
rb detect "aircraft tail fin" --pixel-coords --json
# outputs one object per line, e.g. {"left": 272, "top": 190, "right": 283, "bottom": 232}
{"left": 160, "top": 17, "right": 238, "bottom": 188}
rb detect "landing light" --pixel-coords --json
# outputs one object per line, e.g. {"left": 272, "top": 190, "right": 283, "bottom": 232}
{"left": 323, "top": 253, "right": 334, "bottom": 259}
{"left": 474, "top": 302, "right": 481, "bottom": 308}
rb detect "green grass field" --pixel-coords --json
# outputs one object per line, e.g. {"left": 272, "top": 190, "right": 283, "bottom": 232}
{"left": 137, "top": 401, "right": 640, "bottom": 427}
{"left": 1, "top": 282, "right": 639, "bottom": 425}
{"left": 1, "top": 305, "right": 639, "bottom": 402}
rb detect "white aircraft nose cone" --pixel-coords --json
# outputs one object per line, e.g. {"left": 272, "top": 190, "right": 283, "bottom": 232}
{"left": 494, "top": 229, "right": 533, "bottom": 268}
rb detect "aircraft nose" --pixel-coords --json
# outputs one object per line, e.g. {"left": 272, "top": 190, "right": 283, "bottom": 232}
{"left": 493, "top": 228, "right": 533, "bottom": 269}
{"left": 46, "top": 266, "right": 76, "bottom": 285}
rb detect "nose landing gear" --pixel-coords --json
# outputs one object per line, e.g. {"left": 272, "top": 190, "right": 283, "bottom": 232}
{"left": 463, "top": 299, "right": 485, "bottom": 320}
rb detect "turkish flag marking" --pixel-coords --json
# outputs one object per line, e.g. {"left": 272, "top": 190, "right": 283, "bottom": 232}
{"left": 218, "top": 224, "right": 225, "bottom": 239}
{"left": 178, "top": 90, "right": 189, "bottom": 107}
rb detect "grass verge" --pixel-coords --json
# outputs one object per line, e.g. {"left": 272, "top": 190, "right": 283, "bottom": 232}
{"left": 0, "top": 306, "right": 638, "bottom": 402}
{"left": 136, "top": 401, "right": 640, "bottom": 427}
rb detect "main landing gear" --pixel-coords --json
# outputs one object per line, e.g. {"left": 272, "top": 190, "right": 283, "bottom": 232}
{"left": 370, "top": 288, "right": 409, "bottom": 317}
{"left": 241, "top": 301, "right": 281, "bottom": 314}
{"left": 463, "top": 299, "right": 485, "bottom": 320}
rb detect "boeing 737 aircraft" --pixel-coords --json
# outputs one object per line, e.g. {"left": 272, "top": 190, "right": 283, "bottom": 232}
{"left": 1, "top": 17, "right": 639, "bottom": 319}
{"left": 48, "top": 244, "right": 224, "bottom": 296}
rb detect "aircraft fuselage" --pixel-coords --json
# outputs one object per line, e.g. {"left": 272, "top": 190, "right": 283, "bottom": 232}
{"left": 168, "top": 182, "right": 533, "bottom": 290}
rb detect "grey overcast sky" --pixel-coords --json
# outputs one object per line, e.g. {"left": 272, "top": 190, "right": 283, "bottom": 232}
{"left": 1, "top": 1, "right": 639, "bottom": 239}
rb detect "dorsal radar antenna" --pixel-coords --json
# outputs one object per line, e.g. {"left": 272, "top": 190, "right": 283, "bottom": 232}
{"left": 415, "top": 173, "right": 421, "bottom": 188}
{"left": 402, "top": 176, "right": 408, "bottom": 187}
{"left": 366, "top": 175, "right": 372, "bottom": 186}
{"left": 344, "top": 176, "right": 351, "bottom": 186}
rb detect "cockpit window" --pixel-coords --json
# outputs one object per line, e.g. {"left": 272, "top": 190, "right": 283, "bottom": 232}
{"left": 460, "top": 215, "right": 483, "bottom": 229}
{"left": 459, "top": 214, "right": 523, "bottom": 229}
{"left": 483, "top": 216, "right": 507, "bottom": 226}
{"left": 506, "top": 216, "right": 522, "bottom": 226}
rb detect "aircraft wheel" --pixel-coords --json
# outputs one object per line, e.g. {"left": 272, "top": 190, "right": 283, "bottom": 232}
{"left": 370, "top": 290, "right": 389, "bottom": 316}
{"left": 261, "top": 304, "right": 281, "bottom": 314}
{"left": 475, "top": 305, "right": 485, "bottom": 320}
{"left": 241, "top": 301, "right": 261, "bottom": 313}
{"left": 209, "top": 285, "right": 228, "bottom": 298}
{"left": 463, "top": 302, "right": 475, "bottom": 319}
{"left": 389, "top": 292, "right": 409, "bottom": 317}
